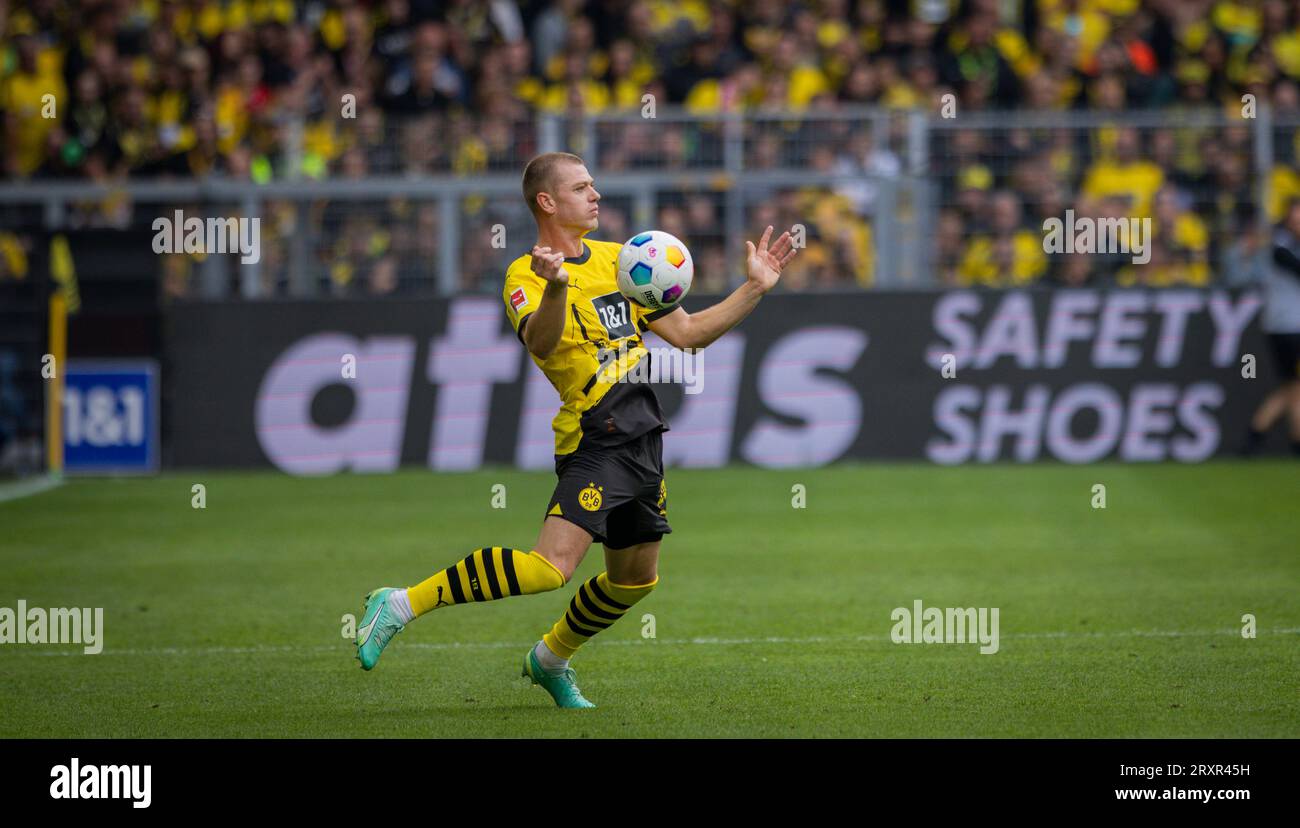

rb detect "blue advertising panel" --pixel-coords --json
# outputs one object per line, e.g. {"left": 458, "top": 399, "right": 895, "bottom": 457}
{"left": 63, "top": 360, "right": 159, "bottom": 474}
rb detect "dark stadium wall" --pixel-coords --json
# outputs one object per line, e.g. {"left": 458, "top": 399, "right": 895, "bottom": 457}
{"left": 48, "top": 230, "right": 163, "bottom": 362}
{"left": 162, "top": 289, "right": 1282, "bottom": 471}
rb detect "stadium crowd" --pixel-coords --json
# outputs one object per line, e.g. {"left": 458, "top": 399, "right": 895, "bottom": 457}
{"left": 2, "top": 0, "right": 1300, "bottom": 295}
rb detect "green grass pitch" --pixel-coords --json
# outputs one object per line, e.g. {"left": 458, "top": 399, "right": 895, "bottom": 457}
{"left": 1, "top": 461, "right": 1296, "bottom": 738}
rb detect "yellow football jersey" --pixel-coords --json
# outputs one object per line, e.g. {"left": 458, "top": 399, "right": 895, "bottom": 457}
{"left": 503, "top": 237, "right": 675, "bottom": 457}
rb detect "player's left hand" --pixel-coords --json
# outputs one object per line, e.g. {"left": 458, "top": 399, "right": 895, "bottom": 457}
{"left": 745, "top": 225, "right": 797, "bottom": 294}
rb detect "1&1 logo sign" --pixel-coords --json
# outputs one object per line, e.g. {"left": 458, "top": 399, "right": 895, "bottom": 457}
{"left": 63, "top": 360, "right": 159, "bottom": 474}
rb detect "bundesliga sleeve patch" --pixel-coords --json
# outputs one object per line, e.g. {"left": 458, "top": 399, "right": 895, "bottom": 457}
{"left": 510, "top": 287, "right": 529, "bottom": 313}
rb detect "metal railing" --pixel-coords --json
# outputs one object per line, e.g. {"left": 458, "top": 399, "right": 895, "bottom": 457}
{"left": 0, "top": 105, "right": 1291, "bottom": 297}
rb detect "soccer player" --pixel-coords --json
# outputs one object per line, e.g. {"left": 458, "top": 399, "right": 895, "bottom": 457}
{"left": 354, "top": 151, "right": 796, "bottom": 707}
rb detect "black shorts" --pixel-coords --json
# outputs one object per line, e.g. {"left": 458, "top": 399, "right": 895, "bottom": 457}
{"left": 1268, "top": 332, "right": 1300, "bottom": 380}
{"left": 545, "top": 427, "right": 672, "bottom": 548}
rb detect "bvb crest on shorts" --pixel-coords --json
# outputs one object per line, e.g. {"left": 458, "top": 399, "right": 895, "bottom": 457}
{"left": 578, "top": 482, "right": 603, "bottom": 511}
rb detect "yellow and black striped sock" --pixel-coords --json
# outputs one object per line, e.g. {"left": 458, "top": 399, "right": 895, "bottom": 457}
{"left": 407, "top": 547, "right": 566, "bottom": 618}
{"left": 542, "top": 572, "right": 658, "bottom": 659}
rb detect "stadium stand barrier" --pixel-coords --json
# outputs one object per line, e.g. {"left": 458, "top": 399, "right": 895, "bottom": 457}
{"left": 2, "top": 106, "right": 1294, "bottom": 299}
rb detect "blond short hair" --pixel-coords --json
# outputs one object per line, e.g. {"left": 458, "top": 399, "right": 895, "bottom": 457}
{"left": 522, "top": 152, "right": 585, "bottom": 218}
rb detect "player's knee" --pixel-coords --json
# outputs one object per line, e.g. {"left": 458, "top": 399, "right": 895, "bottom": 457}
{"left": 519, "top": 549, "right": 568, "bottom": 593}
{"left": 599, "top": 571, "right": 659, "bottom": 605}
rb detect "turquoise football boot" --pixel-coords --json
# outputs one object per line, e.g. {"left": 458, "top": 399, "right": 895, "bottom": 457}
{"left": 522, "top": 643, "right": 596, "bottom": 709}
{"left": 356, "top": 588, "right": 405, "bottom": 671}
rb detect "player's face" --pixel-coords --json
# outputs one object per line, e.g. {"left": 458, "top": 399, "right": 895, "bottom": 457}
{"left": 552, "top": 163, "right": 601, "bottom": 232}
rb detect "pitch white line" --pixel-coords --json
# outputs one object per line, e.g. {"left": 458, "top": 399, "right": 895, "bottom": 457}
{"left": 5, "top": 628, "right": 1297, "bottom": 657}
{"left": 0, "top": 474, "right": 62, "bottom": 504}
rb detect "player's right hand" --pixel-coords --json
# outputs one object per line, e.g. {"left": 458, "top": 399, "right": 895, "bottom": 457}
{"left": 530, "top": 246, "right": 569, "bottom": 287}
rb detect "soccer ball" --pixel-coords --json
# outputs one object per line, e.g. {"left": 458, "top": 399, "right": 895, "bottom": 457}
{"left": 616, "top": 230, "right": 694, "bottom": 310}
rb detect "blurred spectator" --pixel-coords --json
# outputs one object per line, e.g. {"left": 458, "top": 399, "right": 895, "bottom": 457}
{"left": 958, "top": 190, "right": 1047, "bottom": 287}
{"left": 1079, "top": 127, "right": 1164, "bottom": 217}
{"left": 1241, "top": 198, "right": 1300, "bottom": 455}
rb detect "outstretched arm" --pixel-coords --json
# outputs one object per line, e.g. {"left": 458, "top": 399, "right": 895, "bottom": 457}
{"left": 648, "top": 225, "right": 797, "bottom": 350}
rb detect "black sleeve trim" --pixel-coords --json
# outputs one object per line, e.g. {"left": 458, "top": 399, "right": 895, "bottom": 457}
{"left": 641, "top": 305, "right": 680, "bottom": 329}
{"left": 516, "top": 312, "right": 532, "bottom": 345}
{"left": 1272, "top": 245, "right": 1300, "bottom": 281}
